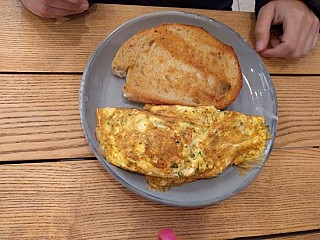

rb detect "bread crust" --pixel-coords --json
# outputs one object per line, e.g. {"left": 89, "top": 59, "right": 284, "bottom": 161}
{"left": 112, "top": 23, "right": 242, "bottom": 109}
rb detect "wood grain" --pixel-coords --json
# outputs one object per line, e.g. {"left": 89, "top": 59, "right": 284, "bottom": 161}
{"left": 0, "top": 74, "right": 93, "bottom": 161}
{"left": 273, "top": 76, "right": 320, "bottom": 148}
{"left": 1, "top": 2, "right": 319, "bottom": 238}
{"left": 263, "top": 232, "right": 320, "bottom": 240}
{"left": 1, "top": 0, "right": 320, "bottom": 74}
{"left": 0, "top": 74, "right": 319, "bottom": 162}
{"left": 0, "top": 148, "right": 319, "bottom": 239}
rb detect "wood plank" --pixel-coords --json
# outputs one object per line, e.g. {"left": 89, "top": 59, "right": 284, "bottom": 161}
{"left": 263, "top": 232, "right": 320, "bottom": 240}
{"left": 0, "top": 148, "right": 319, "bottom": 239}
{"left": 0, "top": 74, "right": 319, "bottom": 161}
{"left": 0, "top": 74, "right": 94, "bottom": 161}
{"left": 273, "top": 76, "right": 320, "bottom": 148}
{"left": 1, "top": 0, "right": 320, "bottom": 74}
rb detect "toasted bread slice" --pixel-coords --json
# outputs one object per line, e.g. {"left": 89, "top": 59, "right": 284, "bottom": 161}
{"left": 112, "top": 23, "right": 242, "bottom": 109}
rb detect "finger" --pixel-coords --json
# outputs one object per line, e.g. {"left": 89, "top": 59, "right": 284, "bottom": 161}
{"left": 303, "top": 37, "right": 315, "bottom": 56}
{"left": 41, "top": 0, "right": 88, "bottom": 11}
{"left": 311, "top": 31, "right": 319, "bottom": 50}
{"left": 285, "top": 15, "right": 319, "bottom": 58}
{"left": 311, "top": 20, "right": 320, "bottom": 50}
{"left": 269, "top": 35, "right": 281, "bottom": 48}
{"left": 65, "top": 0, "right": 82, "bottom": 3}
{"left": 255, "top": 3, "right": 276, "bottom": 52}
{"left": 37, "top": 5, "right": 87, "bottom": 18}
{"left": 287, "top": 26, "right": 310, "bottom": 58}
{"left": 301, "top": 24, "right": 319, "bottom": 56}
{"left": 261, "top": 18, "right": 306, "bottom": 58}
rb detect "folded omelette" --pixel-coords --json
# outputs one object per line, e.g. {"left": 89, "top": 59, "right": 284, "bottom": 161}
{"left": 96, "top": 105, "right": 270, "bottom": 191}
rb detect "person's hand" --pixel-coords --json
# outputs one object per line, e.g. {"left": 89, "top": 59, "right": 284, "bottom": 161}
{"left": 20, "top": 0, "right": 89, "bottom": 18}
{"left": 255, "top": 0, "right": 319, "bottom": 58}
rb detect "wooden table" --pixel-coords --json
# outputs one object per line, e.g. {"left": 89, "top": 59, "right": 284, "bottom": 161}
{"left": 1, "top": 1, "right": 319, "bottom": 239}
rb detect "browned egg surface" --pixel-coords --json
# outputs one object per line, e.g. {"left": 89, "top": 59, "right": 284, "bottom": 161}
{"left": 96, "top": 105, "right": 270, "bottom": 191}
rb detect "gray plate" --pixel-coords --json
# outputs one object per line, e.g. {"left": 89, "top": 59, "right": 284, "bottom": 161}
{"left": 79, "top": 11, "right": 278, "bottom": 208}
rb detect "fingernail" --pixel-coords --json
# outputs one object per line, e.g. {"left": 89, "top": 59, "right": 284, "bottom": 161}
{"left": 79, "top": 1, "right": 89, "bottom": 11}
{"left": 256, "top": 40, "right": 264, "bottom": 52}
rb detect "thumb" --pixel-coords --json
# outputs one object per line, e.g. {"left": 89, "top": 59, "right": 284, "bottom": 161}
{"left": 255, "top": 3, "right": 275, "bottom": 52}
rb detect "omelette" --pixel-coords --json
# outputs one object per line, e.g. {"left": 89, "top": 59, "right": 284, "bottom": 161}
{"left": 96, "top": 105, "right": 270, "bottom": 191}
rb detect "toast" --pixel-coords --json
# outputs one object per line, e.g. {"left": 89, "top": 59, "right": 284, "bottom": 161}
{"left": 112, "top": 23, "right": 242, "bottom": 109}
